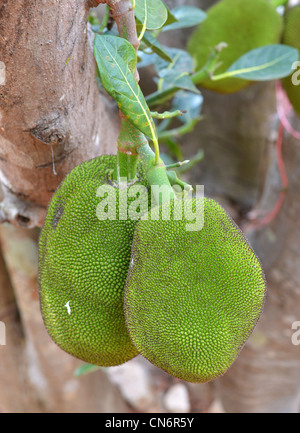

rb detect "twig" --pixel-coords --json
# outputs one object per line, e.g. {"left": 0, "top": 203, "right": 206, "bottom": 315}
{"left": 151, "top": 109, "right": 185, "bottom": 119}
{"left": 158, "top": 118, "right": 201, "bottom": 141}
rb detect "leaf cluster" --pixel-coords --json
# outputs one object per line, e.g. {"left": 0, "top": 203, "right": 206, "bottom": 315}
{"left": 92, "top": 0, "right": 299, "bottom": 166}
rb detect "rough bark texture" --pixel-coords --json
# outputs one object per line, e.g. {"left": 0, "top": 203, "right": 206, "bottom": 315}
{"left": 0, "top": 0, "right": 119, "bottom": 228}
{"left": 0, "top": 0, "right": 128, "bottom": 413}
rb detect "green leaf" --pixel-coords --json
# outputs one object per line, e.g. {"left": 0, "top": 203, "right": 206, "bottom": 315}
{"left": 213, "top": 44, "right": 299, "bottom": 81}
{"left": 74, "top": 364, "right": 102, "bottom": 377}
{"left": 159, "top": 70, "right": 200, "bottom": 94}
{"left": 135, "top": 0, "right": 168, "bottom": 31}
{"left": 94, "top": 34, "right": 157, "bottom": 143}
{"left": 162, "top": 6, "right": 206, "bottom": 32}
{"left": 142, "top": 32, "right": 173, "bottom": 63}
{"left": 161, "top": 137, "right": 183, "bottom": 161}
{"left": 172, "top": 90, "right": 203, "bottom": 124}
{"left": 163, "top": 6, "right": 178, "bottom": 27}
{"left": 137, "top": 50, "right": 157, "bottom": 68}
{"left": 154, "top": 48, "right": 195, "bottom": 75}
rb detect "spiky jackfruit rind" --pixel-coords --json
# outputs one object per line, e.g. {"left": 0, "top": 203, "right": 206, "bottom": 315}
{"left": 187, "top": 0, "right": 283, "bottom": 94}
{"left": 38, "top": 155, "right": 149, "bottom": 367}
{"left": 124, "top": 198, "right": 266, "bottom": 383}
{"left": 282, "top": 5, "right": 300, "bottom": 117}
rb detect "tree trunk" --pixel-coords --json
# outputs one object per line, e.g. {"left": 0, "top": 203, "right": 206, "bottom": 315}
{"left": 0, "top": 0, "right": 127, "bottom": 413}
{"left": 0, "top": 0, "right": 119, "bottom": 228}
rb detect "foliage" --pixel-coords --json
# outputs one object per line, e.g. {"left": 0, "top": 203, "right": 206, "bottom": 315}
{"left": 92, "top": 0, "right": 298, "bottom": 164}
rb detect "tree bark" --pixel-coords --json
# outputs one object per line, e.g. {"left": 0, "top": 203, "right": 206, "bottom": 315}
{"left": 0, "top": 0, "right": 119, "bottom": 228}
{"left": 0, "top": 0, "right": 128, "bottom": 413}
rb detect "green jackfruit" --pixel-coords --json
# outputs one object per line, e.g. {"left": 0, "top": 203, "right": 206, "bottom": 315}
{"left": 124, "top": 198, "right": 266, "bottom": 383}
{"left": 38, "top": 155, "right": 150, "bottom": 366}
{"left": 282, "top": 5, "right": 300, "bottom": 117}
{"left": 187, "top": 0, "right": 283, "bottom": 93}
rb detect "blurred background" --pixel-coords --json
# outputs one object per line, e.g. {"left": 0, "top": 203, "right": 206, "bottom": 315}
{"left": 0, "top": 0, "right": 300, "bottom": 413}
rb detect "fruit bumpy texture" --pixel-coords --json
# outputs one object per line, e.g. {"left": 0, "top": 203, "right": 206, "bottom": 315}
{"left": 187, "top": 0, "right": 283, "bottom": 93}
{"left": 125, "top": 198, "right": 266, "bottom": 383}
{"left": 282, "top": 5, "right": 300, "bottom": 117}
{"left": 38, "top": 155, "right": 149, "bottom": 366}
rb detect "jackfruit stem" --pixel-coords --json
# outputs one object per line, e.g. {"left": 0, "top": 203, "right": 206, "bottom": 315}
{"left": 114, "top": 151, "right": 139, "bottom": 182}
{"left": 113, "top": 115, "right": 147, "bottom": 182}
{"left": 167, "top": 171, "right": 193, "bottom": 191}
{"left": 137, "top": 142, "right": 175, "bottom": 205}
{"left": 112, "top": 117, "right": 173, "bottom": 205}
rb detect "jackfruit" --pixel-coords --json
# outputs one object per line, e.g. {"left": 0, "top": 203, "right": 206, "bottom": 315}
{"left": 38, "top": 155, "right": 150, "bottom": 366}
{"left": 282, "top": 5, "right": 300, "bottom": 117}
{"left": 124, "top": 198, "right": 266, "bottom": 383}
{"left": 187, "top": 0, "right": 283, "bottom": 93}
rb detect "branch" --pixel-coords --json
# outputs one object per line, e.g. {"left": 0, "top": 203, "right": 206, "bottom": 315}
{"left": 94, "top": 0, "right": 140, "bottom": 80}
